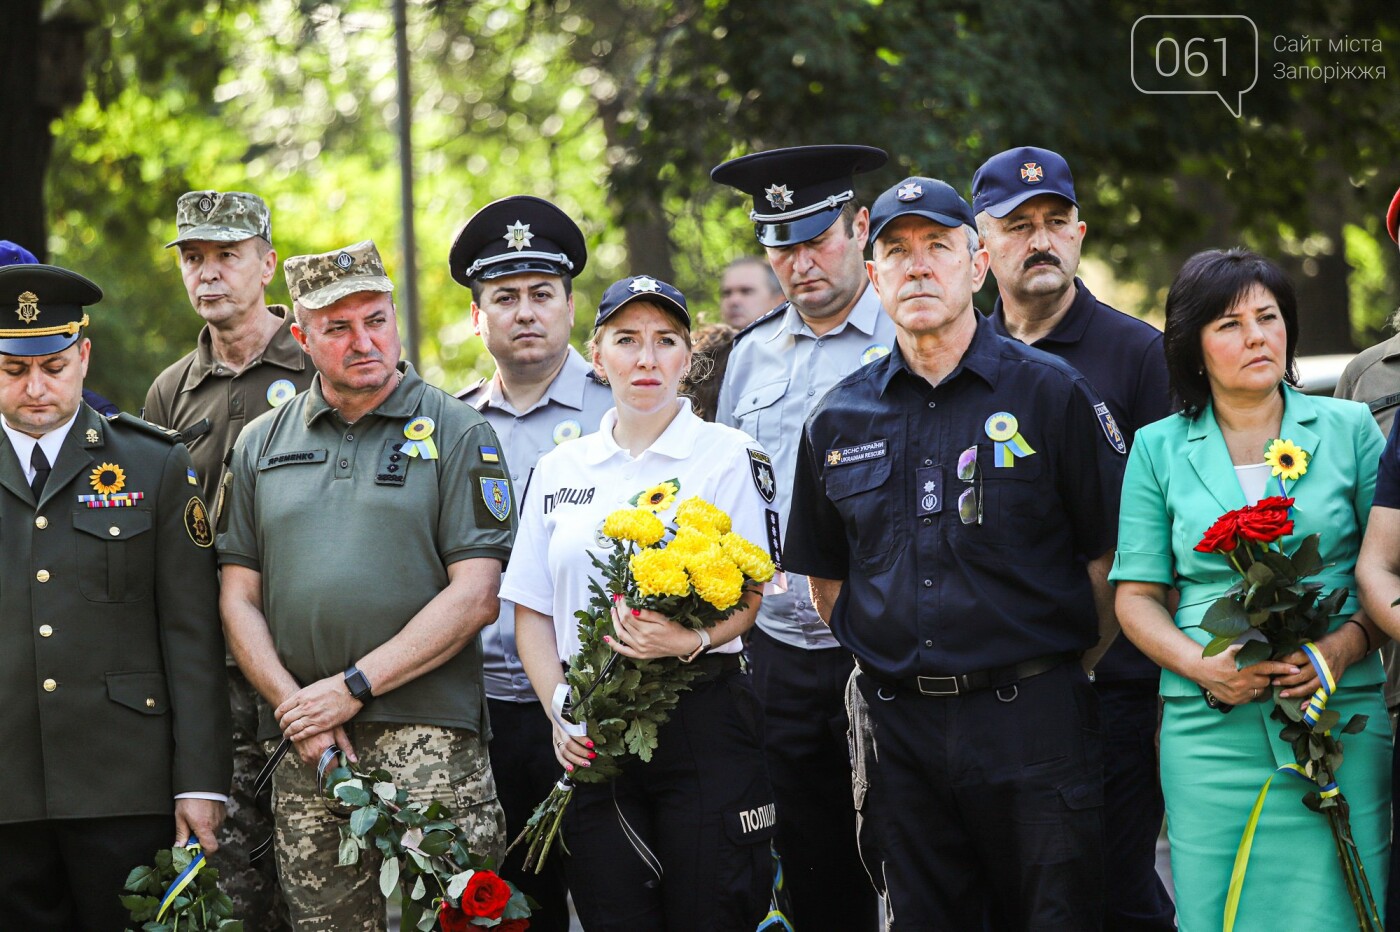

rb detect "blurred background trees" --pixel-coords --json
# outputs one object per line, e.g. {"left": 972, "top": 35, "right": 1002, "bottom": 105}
{"left": 4, "top": 0, "right": 1399, "bottom": 409}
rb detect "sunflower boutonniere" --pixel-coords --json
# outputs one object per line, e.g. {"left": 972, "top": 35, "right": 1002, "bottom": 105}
{"left": 1264, "top": 438, "right": 1308, "bottom": 489}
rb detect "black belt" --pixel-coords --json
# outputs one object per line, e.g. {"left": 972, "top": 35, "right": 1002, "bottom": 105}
{"left": 858, "top": 652, "right": 1075, "bottom": 697}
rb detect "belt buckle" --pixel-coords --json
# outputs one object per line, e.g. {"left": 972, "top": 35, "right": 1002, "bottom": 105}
{"left": 915, "top": 674, "right": 960, "bottom": 696}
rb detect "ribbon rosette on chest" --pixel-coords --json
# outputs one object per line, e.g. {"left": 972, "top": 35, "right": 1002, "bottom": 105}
{"left": 984, "top": 411, "right": 1035, "bottom": 467}
{"left": 400, "top": 415, "right": 439, "bottom": 459}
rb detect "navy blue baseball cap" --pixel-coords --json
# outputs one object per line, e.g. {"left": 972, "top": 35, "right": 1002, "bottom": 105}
{"left": 593, "top": 275, "right": 690, "bottom": 331}
{"left": 0, "top": 264, "right": 102, "bottom": 356}
{"left": 711, "top": 145, "right": 887, "bottom": 248}
{"left": 971, "top": 146, "right": 1078, "bottom": 219}
{"left": 869, "top": 177, "right": 977, "bottom": 244}
{"left": 0, "top": 240, "right": 39, "bottom": 266}
{"left": 450, "top": 195, "right": 588, "bottom": 286}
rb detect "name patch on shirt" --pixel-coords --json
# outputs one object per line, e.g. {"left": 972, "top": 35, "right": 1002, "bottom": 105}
{"left": 825, "top": 439, "right": 887, "bottom": 467}
{"left": 1094, "top": 402, "right": 1128, "bottom": 455}
{"left": 544, "top": 487, "right": 595, "bottom": 513}
{"left": 257, "top": 449, "right": 328, "bottom": 470}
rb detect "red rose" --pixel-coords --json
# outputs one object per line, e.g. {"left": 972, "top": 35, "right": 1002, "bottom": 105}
{"left": 1236, "top": 498, "right": 1294, "bottom": 544}
{"left": 438, "top": 901, "right": 473, "bottom": 932}
{"left": 496, "top": 920, "right": 530, "bottom": 932}
{"left": 1195, "top": 510, "right": 1241, "bottom": 553}
{"left": 460, "top": 871, "right": 513, "bottom": 920}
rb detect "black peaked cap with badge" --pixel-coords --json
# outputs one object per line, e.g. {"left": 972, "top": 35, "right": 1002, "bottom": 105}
{"left": 594, "top": 275, "right": 691, "bottom": 330}
{"left": 971, "top": 146, "right": 1078, "bottom": 219}
{"left": 0, "top": 264, "right": 102, "bottom": 356}
{"left": 869, "top": 176, "right": 977, "bottom": 244}
{"left": 450, "top": 195, "right": 588, "bottom": 286}
{"left": 710, "top": 144, "right": 888, "bottom": 248}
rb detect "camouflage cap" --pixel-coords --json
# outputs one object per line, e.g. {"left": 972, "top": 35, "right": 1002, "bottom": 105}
{"left": 284, "top": 240, "right": 395, "bottom": 310}
{"left": 165, "top": 190, "right": 272, "bottom": 248}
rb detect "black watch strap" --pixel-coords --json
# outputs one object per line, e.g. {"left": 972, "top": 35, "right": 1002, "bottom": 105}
{"left": 344, "top": 665, "right": 373, "bottom": 702}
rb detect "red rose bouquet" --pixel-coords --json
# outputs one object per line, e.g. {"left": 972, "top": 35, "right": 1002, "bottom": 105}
{"left": 1194, "top": 494, "right": 1381, "bottom": 931}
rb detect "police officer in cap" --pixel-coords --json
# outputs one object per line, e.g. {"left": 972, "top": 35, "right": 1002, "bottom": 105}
{"left": 973, "top": 146, "right": 1174, "bottom": 931}
{"left": 786, "top": 177, "right": 1124, "bottom": 929}
{"left": 0, "top": 264, "right": 232, "bottom": 930}
{"left": 711, "top": 144, "right": 893, "bottom": 930}
{"left": 452, "top": 196, "right": 610, "bottom": 931}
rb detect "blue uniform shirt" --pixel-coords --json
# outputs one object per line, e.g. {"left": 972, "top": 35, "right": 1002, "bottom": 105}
{"left": 784, "top": 312, "right": 1126, "bottom": 679}
{"left": 1372, "top": 413, "right": 1400, "bottom": 508}
{"left": 989, "top": 278, "right": 1170, "bottom": 681}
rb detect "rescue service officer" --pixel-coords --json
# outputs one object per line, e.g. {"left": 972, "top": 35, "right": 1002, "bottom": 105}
{"left": 0, "top": 263, "right": 232, "bottom": 931}
{"left": 452, "top": 194, "right": 611, "bottom": 931}
{"left": 217, "top": 240, "right": 512, "bottom": 930}
{"left": 785, "top": 177, "right": 1125, "bottom": 930}
{"left": 973, "top": 146, "right": 1174, "bottom": 931}
{"left": 146, "top": 189, "right": 314, "bottom": 929}
{"left": 710, "top": 143, "right": 893, "bottom": 931}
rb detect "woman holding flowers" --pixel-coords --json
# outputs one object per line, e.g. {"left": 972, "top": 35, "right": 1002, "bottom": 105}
{"left": 500, "top": 275, "right": 779, "bottom": 931}
{"left": 1112, "top": 248, "right": 1391, "bottom": 929}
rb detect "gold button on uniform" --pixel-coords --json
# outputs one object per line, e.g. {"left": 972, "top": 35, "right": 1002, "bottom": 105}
{"left": 42, "top": 678, "right": 56, "bottom": 692}
{"left": 34, "top": 516, "right": 47, "bottom": 529}
{"left": 36, "top": 569, "right": 50, "bottom": 583}
{"left": 108, "top": 526, "right": 120, "bottom": 537}
{"left": 38, "top": 625, "right": 52, "bottom": 637}
{"left": 145, "top": 698, "right": 156, "bottom": 708}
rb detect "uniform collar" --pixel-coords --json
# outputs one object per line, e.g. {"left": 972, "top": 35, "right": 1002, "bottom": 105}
{"left": 770, "top": 282, "right": 883, "bottom": 342}
{"left": 1381, "top": 332, "right": 1400, "bottom": 362}
{"left": 304, "top": 360, "right": 427, "bottom": 426}
{"left": 184, "top": 305, "right": 307, "bottom": 391}
{"left": 875, "top": 310, "right": 1002, "bottom": 395}
{"left": 581, "top": 398, "right": 702, "bottom": 465}
{"left": 475, "top": 347, "right": 599, "bottom": 415}
{"left": 0, "top": 405, "right": 94, "bottom": 506}
{"left": 989, "top": 277, "right": 1096, "bottom": 347}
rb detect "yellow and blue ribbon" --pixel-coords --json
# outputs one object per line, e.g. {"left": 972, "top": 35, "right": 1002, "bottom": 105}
{"left": 984, "top": 412, "right": 1035, "bottom": 468}
{"left": 155, "top": 839, "right": 206, "bottom": 921}
{"left": 401, "top": 416, "right": 439, "bottom": 459}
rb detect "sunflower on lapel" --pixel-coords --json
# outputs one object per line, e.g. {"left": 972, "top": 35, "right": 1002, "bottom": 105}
{"left": 90, "top": 462, "right": 126, "bottom": 495}
{"left": 1264, "top": 438, "right": 1308, "bottom": 495}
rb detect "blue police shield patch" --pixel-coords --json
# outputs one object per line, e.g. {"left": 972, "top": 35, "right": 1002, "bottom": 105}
{"left": 480, "top": 477, "right": 511, "bottom": 521}
{"left": 1094, "top": 402, "right": 1127, "bottom": 454}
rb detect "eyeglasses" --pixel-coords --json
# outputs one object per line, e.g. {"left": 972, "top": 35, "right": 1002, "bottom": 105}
{"left": 956, "top": 445, "right": 982, "bottom": 525}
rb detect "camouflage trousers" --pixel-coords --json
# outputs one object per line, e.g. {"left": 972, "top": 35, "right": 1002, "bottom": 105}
{"left": 264, "top": 722, "right": 506, "bottom": 932}
{"left": 213, "top": 666, "right": 293, "bottom": 932}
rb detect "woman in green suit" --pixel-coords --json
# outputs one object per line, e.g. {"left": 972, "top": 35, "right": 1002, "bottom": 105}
{"left": 1113, "top": 248, "right": 1391, "bottom": 929}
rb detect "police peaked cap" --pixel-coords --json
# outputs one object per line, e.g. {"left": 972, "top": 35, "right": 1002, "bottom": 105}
{"left": 710, "top": 144, "right": 888, "bottom": 247}
{"left": 450, "top": 195, "right": 588, "bottom": 286}
{"left": 0, "top": 264, "right": 102, "bottom": 356}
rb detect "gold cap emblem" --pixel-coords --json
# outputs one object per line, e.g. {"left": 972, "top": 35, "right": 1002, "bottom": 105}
{"left": 16, "top": 291, "right": 39, "bottom": 324}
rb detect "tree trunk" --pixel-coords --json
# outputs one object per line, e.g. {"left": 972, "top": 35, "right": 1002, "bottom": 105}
{"left": 0, "top": 0, "right": 50, "bottom": 259}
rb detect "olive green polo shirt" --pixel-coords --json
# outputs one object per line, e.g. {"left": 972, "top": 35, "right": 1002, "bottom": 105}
{"left": 217, "top": 363, "right": 515, "bottom": 741}
{"left": 143, "top": 306, "right": 314, "bottom": 511}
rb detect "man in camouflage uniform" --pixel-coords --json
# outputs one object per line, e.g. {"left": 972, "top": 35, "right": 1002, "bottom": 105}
{"left": 217, "top": 240, "right": 512, "bottom": 930}
{"left": 145, "top": 190, "right": 314, "bottom": 930}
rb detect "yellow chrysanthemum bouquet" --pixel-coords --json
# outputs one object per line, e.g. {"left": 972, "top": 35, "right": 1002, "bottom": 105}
{"left": 511, "top": 496, "right": 776, "bottom": 871}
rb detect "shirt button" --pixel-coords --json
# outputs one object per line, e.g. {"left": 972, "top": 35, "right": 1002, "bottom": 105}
{"left": 339, "top": 459, "right": 349, "bottom": 468}
{"left": 108, "top": 526, "right": 120, "bottom": 537}
{"left": 43, "top": 678, "right": 56, "bottom": 692}
{"left": 807, "top": 389, "right": 815, "bottom": 396}
{"left": 36, "top": 569, "right": 50, "bottom": 583}
{"left": 34, "top": 516, "right": 47, "bottom": 529}
{"left": 923, "top": 458, "right": 932, "bottom": 466}
{"left": 924, "top": 639, "right": 933, "bottom": 648}
{"left": 922, "top": 517, "right": 932, "bottom": 526}
{"left": 39, "top": 625, "right": 52, "bottom": 637}
{"left": 922, "top": 578, "right": 933, "bottom": 588}
{"left": 816, "top": 339, "right": 825, "bottom": 347}
{"left": 345, "top": 433, "right": 354, "bottom": 442}
{"left": 146, "top": 698, "right": 157, "bottom": 709}
{"left": 927, "top": 401, "right": 936, "bottom": 409}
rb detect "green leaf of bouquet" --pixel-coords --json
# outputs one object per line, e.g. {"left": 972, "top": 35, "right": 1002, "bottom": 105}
{"left": 1245, "top": 561, "right": 1275, "bottom": 585}
{"left": 1277, "top": 695, "right": 1305, "bottom": 722}
{"left": 1201, "top": 598, "right": 1250, "bottom": 636}
{"left": 1259, "top": 551, "right": 1298, "bottom": 582}
{"left": 338, "top": 832, "right": 361, "bottom": 866}
{"left": 1342, "top": 714, "right": 1370, "bottom": 734}
{"left": 218, "top": 921, "right": 245, "bottom": 932}
{"left": 1315, "top": 709, "right": 1341, "bottom": 732}
{"left": 374, "top": 781, "right": 398, "bottom": 802}
{"left": 448, "top": 868, "right": 475, "bottom": 899}
{"left": 416, "top": 907, "right": 439, "bottom": 931}
{"left": 120, "top": 894, "right": 155, "bottom": 920}
{"left": 379, "top": 855, "right": 400, "bottom": 899}
{"left": 419, "top": 830, "right": 454, "bottom": 857}
{"left": 350, "top": 806, "right": 380, "bottom": 837}
{"left": 1234, "top": 639, "right": 1271, "bottom": 669}
{"left": 335, "top": 784, "right": 372, "bottom": 808}
{"left": 124, "top": 865, "right": 155, "bottom": 891}
{"left": 1202, "top": 634, "right": 1236, "bottom": 657}
{"left": 1290, "top": 535, "right": 1323, "bottom": 577}
{"left": 1316, "top": 587, "right": 1350, "bottom": 617}
{"left": 412, "top": 874, "right": 427, "bottom": 901}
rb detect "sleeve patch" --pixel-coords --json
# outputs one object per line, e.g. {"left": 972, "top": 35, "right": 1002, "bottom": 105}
{"left": 478, "top": 475, "right": 512, "bottom": 522}
{"left": 1094, "top": 402, "right": 1128, "bottom": 455}
{"left": 748, "top": 449, "right": 776, "bottom": 504}
{"left": 184, "top": 497, "right": 214, "bottom": 548}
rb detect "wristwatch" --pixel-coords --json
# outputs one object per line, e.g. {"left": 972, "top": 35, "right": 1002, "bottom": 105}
{"left": 344, "top": 665, "right": 374, "bottom": 702}
{"left": 679, "top": 628, "right": 711, "bottom": 663}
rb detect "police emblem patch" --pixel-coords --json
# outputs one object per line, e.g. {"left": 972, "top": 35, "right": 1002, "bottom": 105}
{"left": 764, "top": 184, "right": 794, "bottom": 210}
{"left": 334, "top": 251, "right": 354, "bottom": 270}
{"left": 184, "top": 496, "right": 214, "bottom": 548}
{"left": 504, "top": 221, "right": 534, "bottom": 251}
{"left": 1094, "top": 402, "right": 1128, "bottom": 454}
{"left": 1020, "top": 162, "right": 1044, "bottom": 184}
{"left": 480, "top": 476, "right": 511, "bottom": 522}
{"left": 748, "top": 449, "right": 776, "bottom": 504}
{"left": 16, "top": 291, "right": 39, "bottom": 324}
{"left": 897, "top": 182, "right": 923, "bottom": 202}
{"left": 628, "top": 276, "right": 661, "bottom": 293}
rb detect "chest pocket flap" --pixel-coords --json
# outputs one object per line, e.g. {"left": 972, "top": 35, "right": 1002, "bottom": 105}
{"left": 824, "top": 455, "right": 892, "bottom": 500}
{"left": 731, "top": 378, "right": 789, "bottom": 418}
{"left": 74, "top": 508, "right": 153, "bottom": 541}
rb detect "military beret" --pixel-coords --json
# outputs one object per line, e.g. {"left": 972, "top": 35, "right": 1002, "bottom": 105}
{"left": 166, "top": 190, "right": 272, "bottom": 248}
{"left": 0, "top": 264, "right": 102, "bottom": 356}
{"left": 284, "top": 240, "right": 394, "bottom": 310}
{"left": 450, "top": 195, "right": 587, "bottom": 286}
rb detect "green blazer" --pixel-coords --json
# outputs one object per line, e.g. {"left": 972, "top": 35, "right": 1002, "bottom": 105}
{"left": 1110, "top": 386, "right": 1386, "bottom": 697}
{"left": 0, "top": 404, "right": 232, "bottom": 822}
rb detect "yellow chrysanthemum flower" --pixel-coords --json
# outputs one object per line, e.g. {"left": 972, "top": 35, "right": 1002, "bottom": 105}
{"left": 674, "top": 497, "right": 732, "bottom": 536}
{"left": 721, "top": 532, "right": 776, "bottom": 583}
{"left": 603, "top": 508, "right": 666, "bottom": 547}
{"left": 687, "top": 548, "right": 746, "bottom": 611}
{"left": 89, "top": 462, "right": 126, "bottom": 495}
{"left": 1264, "top": 439, "right": 1308, "bottom": 482}
{"left": 632, "top": 480, "right": 680, "bottom": 513}
{"left": 668, "top": 526, "right": 719, "bottom": 557}
{"left": 630, "top": 547, "right": 691, "bottom": 599}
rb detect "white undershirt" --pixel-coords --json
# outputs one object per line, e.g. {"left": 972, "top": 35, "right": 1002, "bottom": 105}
{"left": 1234, "top": 462, "right": 1274, "bottom": 505}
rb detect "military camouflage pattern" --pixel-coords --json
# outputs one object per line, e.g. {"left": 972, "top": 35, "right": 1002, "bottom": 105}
{"left": 283, "top": 240, "right": 395, "bottom": 310}
{"left": 166, "top": 190, "right": 272, "bottom": 247}
{"left": 207, "top": 669, "right": 293, "bottom": 932}
{"left": 266, "top": 722, "right": 505, "bottom": 931}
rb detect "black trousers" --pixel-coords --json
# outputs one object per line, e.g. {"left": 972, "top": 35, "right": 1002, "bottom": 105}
{"left": 1097, "top": 679, "right": 1175, "bottom": 931}
{"left": 0, "top": 814, "right": 174, "bottom": 931}
{"left": 858, "top": 662, "right": 1105, "bottom": 931}
{"left": 562, "top": 669, "right": 773, "bottom": 932}
{"left": 487, "top": 697, "right": 571, "bottom": 932}
{"left": 1388, "top": 732, "right": 1400, "bottom": 932}
{"left": 747, "top": 627, "right": 878, "bottom": 931}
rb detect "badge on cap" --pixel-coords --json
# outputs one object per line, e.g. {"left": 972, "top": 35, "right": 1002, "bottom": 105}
{"left": 1020, "top": 162, "right": 1044, "bottom": 184}
{"left": 985, "top": 412, "right": 1036, "bottom": 467}
{"left": 897, "top": 182, "right": 923, "bottom": 202}
{"left": 553, "top": 419, "right": 581, "bottom": 445}
{"left": 89, "top": 462, "right": 126, "bottom": 495}
{"left": 765, "top": 184, "right": 794, "bottom": 210}
{"left": 862, "top": 344, "right": 890, "bottom": 365}
{"left": 480, "top": 477, "right": 511, "bottom": 522}
{"left": 401, "top": 416, "right": 439, "bottom": 459}
{"left": 266, "top": 379, "right": 296, "bottom": 408}
{"left": 504, "top": 221, "right": 533, "bottom": 251}
{"left": 16, "top": 291, "right": 39, "bottom": 324}
{"left": 334, "top": 251, "right": 354, "bottom": 270}
{"left": 197, "top": 195, "right": 216, "bottom": 213}
{"left": 629, "top": 276, "right": 661, "bottom": 293}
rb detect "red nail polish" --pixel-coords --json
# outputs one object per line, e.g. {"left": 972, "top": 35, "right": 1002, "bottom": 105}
{"left": 603, "top": 635, "right": 612, "bottom": 643}
{"left": 586, "top": 740, "right": 595, "bottom": 749}
{"left": 631, "top": 609, "right": 640, "bottom": 617}
{"left": 612, "top": 593, "right": 621, "bottom": 603}
{"left": 588, "top": 752, "right": 596, "bottom": 759}
{"left": 566, "top": 764, "right": 574, "bottom": 772}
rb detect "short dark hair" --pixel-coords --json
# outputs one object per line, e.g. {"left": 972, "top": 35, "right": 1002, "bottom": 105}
{"left": 468, "top": 272, "right": 573, "bottom": 305}
{"left": 1163, "top": 247, "right": 1300, "bottom": 417}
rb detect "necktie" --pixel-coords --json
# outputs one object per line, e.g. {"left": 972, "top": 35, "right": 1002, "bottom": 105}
{"left": 30, "top": 443, "right": 51, "bottom": 500}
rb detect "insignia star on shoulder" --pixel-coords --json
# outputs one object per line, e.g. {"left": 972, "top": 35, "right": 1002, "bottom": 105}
{"left": 923, "top": 480, "right": 936, "bottom": 493}
{"left": 764, "top": 184, "right": 794, "bottom": 210}
{"left": 629, "top": 276, "right": 661, "bottom": 293}
{"left": 504, "top": 220, "right": 534, "bottom": 251}
{"left": 897, "top": 182, "right": 923, "bottom": 202}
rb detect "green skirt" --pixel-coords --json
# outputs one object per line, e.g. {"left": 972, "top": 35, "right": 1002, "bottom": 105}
{"left": 1162, "top": 686, "right": 1391, "bottom": 931}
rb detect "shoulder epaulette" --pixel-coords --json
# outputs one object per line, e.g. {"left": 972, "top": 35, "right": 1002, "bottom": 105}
{"left": 455, "top": 376, "right": 489, "bottom": 402}
{"left": 585, "top": 369, "right": 606, "bottom": 385}
{"left": 109, "top": 411, "right": 182, "bottom": 444}
{"left": 732, "top": 302, "right": 788, "bottom": 344}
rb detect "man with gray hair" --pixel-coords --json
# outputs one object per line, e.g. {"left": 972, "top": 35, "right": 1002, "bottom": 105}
{"left": 218, "top": 240, "right": 511, "bottom": 930}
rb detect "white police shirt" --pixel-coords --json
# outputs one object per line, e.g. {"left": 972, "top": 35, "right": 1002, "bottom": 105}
{"left": 460, "top": 348, "right": 614, "bottom": 702}
{"left": 501, "top": 398, "right": 782, "bottom": 661}
{"left": 717, "top": 282, "right": 894, "bottom": 650}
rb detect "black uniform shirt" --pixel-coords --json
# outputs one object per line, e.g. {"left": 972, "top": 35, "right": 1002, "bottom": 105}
{"left": 785, "top": 312, "right": 1126, "bottom": 680}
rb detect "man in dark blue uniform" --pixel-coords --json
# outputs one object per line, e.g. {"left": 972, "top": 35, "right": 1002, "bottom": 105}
{"left": 973, "top": 146, "right": 1174, "bottom": 931}
{"left": 785, "top": 177, "right": 1125, "bottom": 930}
